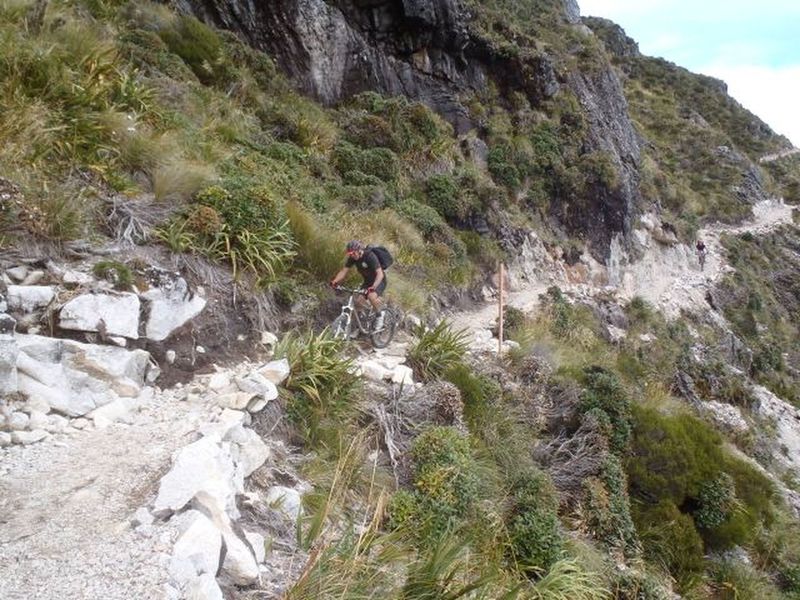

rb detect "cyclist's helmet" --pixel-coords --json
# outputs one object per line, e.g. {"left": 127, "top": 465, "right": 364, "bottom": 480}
{"left": 346, "top": 240, "right": 364, "bottom": 256}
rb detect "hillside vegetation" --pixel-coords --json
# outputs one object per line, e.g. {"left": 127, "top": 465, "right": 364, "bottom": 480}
{"left": 2, "top": 1, "right": 800, "bottom": 599}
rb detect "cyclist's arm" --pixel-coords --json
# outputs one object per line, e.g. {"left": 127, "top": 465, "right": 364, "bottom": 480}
{"left": 371, "top": 267, "right": 384, "bottom": 290}
{"left": 331, "top": 266, "right": 350, "bottom": 286}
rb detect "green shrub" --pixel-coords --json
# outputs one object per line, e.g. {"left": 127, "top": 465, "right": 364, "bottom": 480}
{"left": 332, "top": 142, "right": 399, "bottom": 182}
{"left": 92, "top": 260, "right": 133, "bottom": 291}
{"left": 694, "top": 473, "right": 736, "bottom": 530}
{"left": 408, "top": 321, "right": 470, "bottom": 381}
{"left": 389, "top": 427, "right": 481, "bottom": 539}
{"left": 507, "top": 468, "right": 564, "bottom": 577}
{"left": 444, "top": 364, "right": 501, "bottom": 429}
{"left": 579, "top": 367, "right": 632, "bottom": 454}
{"left": 583, "top": 456, "right": 638, "bottom": 555}
{"left": 613, "top": 569, "right": 670, "bottom": 600}
{"left": 276, "top": 330, "right": 359, "bottom": 447}
{"left": 425, "top": 173, "right": 462, "bottom": 221}
{"left": 488, "top": 142, "right": 522, "bottom": 189}
{"left": 627, "top": 405, "right": 775, "bottom": 550}
{"left": 635, "top": 500, "right": 705, "bottom": 590}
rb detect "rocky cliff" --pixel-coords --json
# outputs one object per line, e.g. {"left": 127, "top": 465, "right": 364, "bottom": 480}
{"left": 170, "top": 0, "right": 643, "bottom": 257}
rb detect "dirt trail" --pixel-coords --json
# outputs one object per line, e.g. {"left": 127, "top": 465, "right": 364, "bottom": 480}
{"left": 759, "top": 147, "right": 800, "bottom": 164}
{"left": 451, "top": 198, "right": 795, "bottom": 336}
{"left": 0, "top": 391, "right": 213, "bottom": 600}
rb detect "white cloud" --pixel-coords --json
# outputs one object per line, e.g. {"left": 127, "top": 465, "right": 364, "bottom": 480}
{"left": 699, "top": 63, "right": 800, "bottom": 147}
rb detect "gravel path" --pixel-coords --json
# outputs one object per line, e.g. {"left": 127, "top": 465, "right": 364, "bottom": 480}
{"left": 0, "top": 390, "right": 214, "bottom": 600}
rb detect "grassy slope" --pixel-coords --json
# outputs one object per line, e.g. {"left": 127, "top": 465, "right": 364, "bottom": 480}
{"left": 3, "top": 1, "right": 800, "bottom": 598}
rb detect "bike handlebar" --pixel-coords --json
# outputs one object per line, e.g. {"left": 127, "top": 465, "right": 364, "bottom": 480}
{"left": 333, "top": 285, "right": 368, "bottom": 295}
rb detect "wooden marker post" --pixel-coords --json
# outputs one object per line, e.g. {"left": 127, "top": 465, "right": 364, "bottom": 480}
{"left": 498, "top": 262, "right": 504, "bottom": 354}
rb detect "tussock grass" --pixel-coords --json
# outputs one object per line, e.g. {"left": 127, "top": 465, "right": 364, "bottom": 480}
{"left": 152, "top": 159, "right": 216, "bottom": 202}
{"left": 408, "top": 321, "right": 470, "bottom": 381}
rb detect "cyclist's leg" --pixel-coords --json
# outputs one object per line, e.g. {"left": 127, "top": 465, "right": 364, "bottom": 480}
{"left": 365, "top": 279, "right": 386, "bottom": 312}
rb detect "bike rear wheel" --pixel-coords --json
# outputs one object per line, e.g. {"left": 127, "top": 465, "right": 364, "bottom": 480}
{"left": 370, "top": 309, "right": 396, "bottom": 348}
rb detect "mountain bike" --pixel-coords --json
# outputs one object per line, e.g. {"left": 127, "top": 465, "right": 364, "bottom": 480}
{"left": 330, "top": 286, "right": 397, "bottom": 348}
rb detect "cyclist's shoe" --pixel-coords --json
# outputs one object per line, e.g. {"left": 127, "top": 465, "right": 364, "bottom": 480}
{"left": 374, "top": 310, "right": 386, "bottom": 332}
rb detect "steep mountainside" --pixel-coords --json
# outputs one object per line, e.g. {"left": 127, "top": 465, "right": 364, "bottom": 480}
{"left": 3, "top": 1, "right": 800, "bottom": 599}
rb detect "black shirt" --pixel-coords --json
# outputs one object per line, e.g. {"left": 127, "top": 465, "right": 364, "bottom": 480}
{"left": 346, "top": 250, "right": 381, "bottom": 286}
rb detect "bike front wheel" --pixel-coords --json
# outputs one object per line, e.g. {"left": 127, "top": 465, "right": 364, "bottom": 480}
{"left": 331, "top": 314, "right": 349, "bottom": 340}
{"left": 370, "top": 309, "right": 396, "bottom": 349}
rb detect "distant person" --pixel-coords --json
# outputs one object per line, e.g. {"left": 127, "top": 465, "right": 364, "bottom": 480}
{"left": 696, "top": 238, "right": 707, "bottom": 271}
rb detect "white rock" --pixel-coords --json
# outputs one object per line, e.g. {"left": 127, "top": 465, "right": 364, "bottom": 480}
{"left": 265, "top": 486, "right": 303, "bottom": 522}
{"left": 170, "top": 510, "right": 223, "bottom": 584}
{"left": 62, "top": 270, "right": 93, "bottom": 287}
{"left": 6, "top": 266, "right": 29, "bottom": 282}
{"left": 15, "top": 334, "right": 150, "bottom": 416}
{"left": 7, "top": 285, "right": 56, "bottom": 313}
{"left": 21, "top": 270, "right": 45, "bottom": 286}
{"left": 143, "top": 279, "right": 206, "bottom": 342}
{"left": 11, "top": 429, "right": 48, "bottom": 445}
{"left": 217, "top": 392, "right": 255, "bottom": 410}
{"left": 0, "top": 315, "right": 19, "bottom": 395}
{"left": 193, "top": 492, "right": 260, "bottom": 586}
{"left": 89, "top": 396, "right": 140, "bottom": 427}
{"left": 166, "top": 350, "right": 177, "bottom": 364}
{"left": 131, "top": 507, "right": 154, "bottom": 529}
{"left": 7, "top": 411, "right": 29, "bottom": 431}
{"left": 208, "top": 371, "right": 232, "bottom": 392}
{"left": 244, "top": 530, "right": 266, "bottom": 564}
{"left": 200, "top": 409, "right": 248, "bottom": 440}
{"left": 28, "top": 410, "right": 49, "bottom": 430}
{"left": 71, "top": 417, "right": 89, "bottom": 430}
{"left": 246, "top": 397, "right": 268, "bottom": 413}
{"left": 196, "top": 346, "right": 206, "bottom": 354}
{"left": 60, "top": 292, "right": 140, "bottom": 339}
{"left": 186, "top": 573, "right": 223, "bottom": 600}
{"left": 232, "top": 428, "right": 270, "bottom": 477}
{"left": 260, "top": 331, "right": 278, "bottom": 348}
{"left": 391, "top": 365, "right": 415, "bottom": 386}
{"left": 236, "top": 372, "right": 278, "bottom": 402}
{"left": 153, "top": 433, "right": 242, "bottom": 519}
{"left": 360, "top": 360, "right": 390, "bottom": 382}
{"left": 0, "top": 431, "right": 11, "bottom": 447}
{"left": 257, "top": 358, "right": 290, "bottom": 386}
{"left": 46, "top": 414, "right": 69, "bottom": 433}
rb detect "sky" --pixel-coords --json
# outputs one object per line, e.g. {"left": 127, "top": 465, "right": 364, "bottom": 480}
{"left": 578, "top": 0, "right": 800, "bottom": 147}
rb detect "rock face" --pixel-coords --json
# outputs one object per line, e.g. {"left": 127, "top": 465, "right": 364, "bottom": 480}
{"left": 174, "top": 0, "right": 641, "bottom": 257}
{"left": 173, "top": 0, "right": 565, "bottom": 134}
{"left": 562, "top": 67, "right": 642, "bottom": 254}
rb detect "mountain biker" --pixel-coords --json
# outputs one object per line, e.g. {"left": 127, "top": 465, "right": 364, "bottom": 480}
{"left": 330, "top": 240, "right": 387, "bottom": 330}
{"left": 696, "top": 238, "right": 707, "bottom": 270}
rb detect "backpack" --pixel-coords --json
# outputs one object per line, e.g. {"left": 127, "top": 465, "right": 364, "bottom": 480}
{"left": 367, "top": 245, "right": 394, "bottom": 270}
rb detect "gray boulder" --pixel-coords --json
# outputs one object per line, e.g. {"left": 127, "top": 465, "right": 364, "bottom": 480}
{"left": 59, "top": 292, "right": 140, "bottom": 339}
{"left": 6, "top": 285, "right": 56, "bottom": 313}
{"left": 15, "top": 334, "right": 151, "bottom": 417}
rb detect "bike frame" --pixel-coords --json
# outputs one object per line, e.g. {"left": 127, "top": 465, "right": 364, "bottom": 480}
{"left": 335, "top": 287, "right": 375, "bottom": 337}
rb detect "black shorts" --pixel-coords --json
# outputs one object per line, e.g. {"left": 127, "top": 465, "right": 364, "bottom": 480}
{"left": 361, "top": 278, "right": 387, "bottom": 296}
